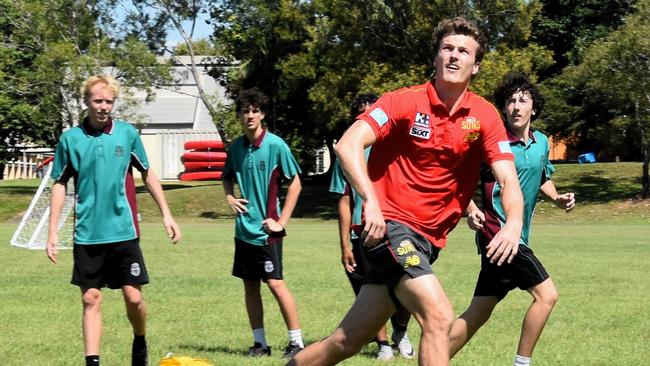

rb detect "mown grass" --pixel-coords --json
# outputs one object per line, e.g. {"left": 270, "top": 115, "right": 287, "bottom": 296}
{"left": 1, "top": 162, "right": 649, "bottom": 365}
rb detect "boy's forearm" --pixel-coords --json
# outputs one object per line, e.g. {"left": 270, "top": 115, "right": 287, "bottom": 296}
{"left": 278, "top": 176, "right": 301, "bottom": 227}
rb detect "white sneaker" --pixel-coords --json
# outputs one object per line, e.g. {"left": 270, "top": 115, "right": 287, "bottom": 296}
{"left": 392, "top": 332, "right": 415, "bottom": 359}
{"left": 376, "top": 344, "right": 394, "bottom": 361}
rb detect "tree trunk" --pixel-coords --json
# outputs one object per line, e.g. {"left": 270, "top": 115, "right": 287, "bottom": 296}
{"left": 642, "top": 143, "right": 649, "bottom": 199}
{"left": 0, "top": 163, "right": 4, "bottom": 180}
{"left": 635, "top": 100, "right": 649, "bottom": 198}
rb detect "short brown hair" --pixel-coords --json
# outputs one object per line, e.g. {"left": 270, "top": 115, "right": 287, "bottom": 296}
{"left": 432, "top": 17, "right": 487, "bottom": 63}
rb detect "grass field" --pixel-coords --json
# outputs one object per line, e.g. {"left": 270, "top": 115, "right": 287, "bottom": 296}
{"left": 1, "top": 162, "right": 649, "bottom": 365}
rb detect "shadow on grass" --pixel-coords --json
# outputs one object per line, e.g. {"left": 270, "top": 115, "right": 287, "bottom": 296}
{"left": 176, "top": 343, "right": 244, "bottom": 356}
{"left": 199, "top": 211, "right": 235, "bottom": 219}
{"left": 563, "top": 168, "right": 642, "bottom": 203}
{"left": 292, "top": 175, "right": 339, "bottom": 220}
{"left": 0, "top": 186, "right": 40, "bottom": 195}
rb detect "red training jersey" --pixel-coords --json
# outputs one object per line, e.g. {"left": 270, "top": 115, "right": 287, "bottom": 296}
{"left": 357, "top": 81, "right": 513, "bottom": 248}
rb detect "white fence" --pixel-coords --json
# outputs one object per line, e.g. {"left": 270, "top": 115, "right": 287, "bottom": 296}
{"left": 2, "top": 149, "right": 54, "bottom": 180}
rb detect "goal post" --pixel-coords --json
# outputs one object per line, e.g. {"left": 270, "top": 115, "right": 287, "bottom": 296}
{"left": 10, "top": 162, "right": 75, "bottom": 250}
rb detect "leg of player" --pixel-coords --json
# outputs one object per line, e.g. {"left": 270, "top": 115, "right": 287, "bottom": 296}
{"left": 244, "top": 279, "right": 270, "bottom": 356}
{"left": 393, "top": 274, "right": 454, "bottom": 365}
{"left": 123, "top": 285, "right": 148, "bottom": 366}
{"left": 515, "top": 278, "right": 558, "bottom": 364}
{"left": 391, "top": 305, "right": 415, "bottom": 359}
{"left": 448, "top": 296, "right": 499, "bottom": 357}
{"left": 267, "top": 279, "right": 304, "bottom": 357}
{"left": 81, "top": 288, "right": 102, "bottom": 365}
{"left": 286, "top": 284, "right": 396, "bottom": 365}
{"left": 375, "top": 324, "right": 394, "bottom": 361}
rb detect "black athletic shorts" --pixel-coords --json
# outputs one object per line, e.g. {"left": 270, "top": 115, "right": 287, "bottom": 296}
{"left": 232, "top": 238, "right": 283, "bottom": 282}
{"left": 71, "top": 238, "right": 149, "bottom": 289}
{"left": 474, "top": 231, "right": 550, "bottom": 300}
{"left": 345, "top": 238, "right": 367, "bottom": 294}
{"left": 363, "top": 220, "right": 439, "bottom": 290}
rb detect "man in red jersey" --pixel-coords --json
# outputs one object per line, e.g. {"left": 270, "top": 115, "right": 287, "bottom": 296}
{"left": 287, "top": 17, "right": 523, "bottom": 366}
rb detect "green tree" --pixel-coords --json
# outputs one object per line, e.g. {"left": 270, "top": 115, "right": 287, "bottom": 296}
{"left": 543, "top": 0, "right": 650, "bottom": 197}
{"left": 211, "top": 0, "right": 551, "bottom": 170}
{"left": 0, "top": 0, "right": 172, "bottom": 179}
{"left": 531, "top": 0, "right": 636, "bottom": 78}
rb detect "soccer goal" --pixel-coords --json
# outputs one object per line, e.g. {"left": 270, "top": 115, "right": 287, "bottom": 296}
{"left": 10, "top": 161, "right": 75, "bottom": 250}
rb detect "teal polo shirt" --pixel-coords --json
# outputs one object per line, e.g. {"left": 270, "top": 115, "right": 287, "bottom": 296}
{"left": 223, "top": 130, "right": 301, "bottom": 246}
{"left": 480, "top": 130, "right": 554, "bottom": 246}
{"left": 328, "top": 148, "right": 371, "bottom": 239}
{"left": 51, "top": 118, "right": 149, "bottom": 244}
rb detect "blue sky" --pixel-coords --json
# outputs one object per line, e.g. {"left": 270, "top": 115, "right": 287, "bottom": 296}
{"left": 166, "top": 13, "right": 213, "bottom": 46}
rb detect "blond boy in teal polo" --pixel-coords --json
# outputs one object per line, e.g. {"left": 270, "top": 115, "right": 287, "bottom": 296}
{"left": 47, "top": 75, "right": 181, "bottom": 366}
{"left": 223, "top": 88, "right": 304, "bottom": 359}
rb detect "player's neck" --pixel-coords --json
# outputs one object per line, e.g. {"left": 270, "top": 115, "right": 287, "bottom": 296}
{"left": 433, "top": 79, "right": 469, "bottom": 114}
{"left": 87, "top": 116, "right": 109, "bottom": 131}
{"left": 510, "top": 125, "right": 530, "bottom": 142}
{"left": 245, "top": 127, "right": 264, "bottom": 144}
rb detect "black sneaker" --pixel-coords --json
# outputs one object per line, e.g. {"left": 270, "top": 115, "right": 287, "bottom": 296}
{"left": 281, "top": 341, "right": 304, "bottom": 359}
{"left": 131, "top": 336, "right": 148, "bottom": 366}
{"left": 247, "top": 342, "right": 271, "bottom": 357}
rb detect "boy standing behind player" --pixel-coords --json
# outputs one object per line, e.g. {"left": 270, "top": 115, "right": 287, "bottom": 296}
{"left": 329, "top": 93, "right": 414, "bottom": 361}
{"left": 222, "top": 88, "right": 305, "bottom": 358}
{"left": 449, "top": 73, "right": 575, "bottom": 366}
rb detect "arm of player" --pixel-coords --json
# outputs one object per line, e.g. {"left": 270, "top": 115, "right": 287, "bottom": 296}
{"left": 337, "top": 194, "right": 357, "bottom": 273}
{"left": 465, "top": 199, "right": 485, "bottom": 231}
{"left": 46, "top": 182, "right": 66, "bottom": 264}
{"left": 485, "top": 160, "right": 523, "bottom": 266}
{"left": 334, "top": 120, "right": 383, "bottom": 247}
{"left": 540, "top": 180, "right": 575, "bottom": 212}
{"left": 142, "top": 169, "right": 181, "bottom": 244}
{"left": 223, "top": 176, "right": 248, "bottom": 214}
{"left": 263, "top": 174, "right": 301, "bottom": 233}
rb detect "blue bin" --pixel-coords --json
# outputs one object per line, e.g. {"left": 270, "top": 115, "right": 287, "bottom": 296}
{"left": 578, "top": 152, "right": 596, "bottom": 164}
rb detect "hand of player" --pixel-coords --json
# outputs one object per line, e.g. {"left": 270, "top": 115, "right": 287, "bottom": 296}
{"left": 341, "top": 248, "right": 357, "bottom": 273}
{"left": 262, "top": 218, "right": 284, "bottom": 234}
{"left": 485, "top": 222, "right": 521, "bottom": 266}
{"left": 46, "top": 234, "right": 58, "bottom": 264}
{"left": 362, "top": 199, "right": 386, "bottom": 247}
{"left": 163, "top": 216, "right": 181, "bottom": 244}
{"left": 227, "top": 195, "right": 249, "bottom": 214}
{"left": 554, "top": 192, "right": 576, "bottom": 212}
{"left": 467, "top": 209, "right": 485, "bottom": 230}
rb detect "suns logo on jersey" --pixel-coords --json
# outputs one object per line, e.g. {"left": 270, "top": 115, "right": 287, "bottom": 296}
{"left": 461, "top": 116, "right": 481, "bottom": 130}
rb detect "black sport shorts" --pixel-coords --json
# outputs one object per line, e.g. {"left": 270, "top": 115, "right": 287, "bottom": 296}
{"left": 71, "top": 238, "right": 149, "bottom": 289}
{"left": 362, "top": 220, "right": 439, "bottom": 290}
{"left": 232, "top": 238, "right": 283, "bottom": 282}
{"left": 473, "top": 231, "right": 550, "bottom": 300}
{"left": 344, "top": 238, "right": 367, "bottom": 294}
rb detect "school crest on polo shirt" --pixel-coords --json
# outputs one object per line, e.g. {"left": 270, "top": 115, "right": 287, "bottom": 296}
{"left": 258, "top": 160, "right": 266, "bottom": 171}
{"left": 409, "top": 112, "right": 431, "bottom": 139}
{"left": 114, "top": 146, "right": 124, "bottom": 157}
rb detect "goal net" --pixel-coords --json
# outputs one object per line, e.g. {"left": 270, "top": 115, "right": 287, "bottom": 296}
{"left": 10, "top": 162, "right": 75, "bottom": 250}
